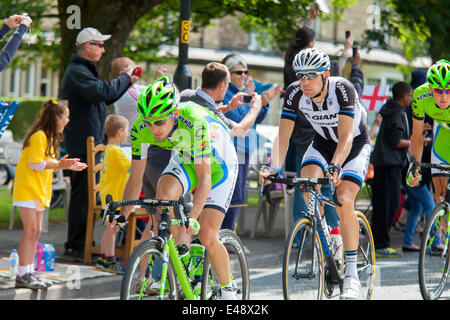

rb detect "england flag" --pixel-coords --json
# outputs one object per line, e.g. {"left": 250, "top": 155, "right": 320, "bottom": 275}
{"left": 360, "top": 85, "right": 389, "bottom": 112}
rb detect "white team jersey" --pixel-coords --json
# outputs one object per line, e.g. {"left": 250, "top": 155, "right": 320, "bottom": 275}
{"left": 282, "top": 76, "right": 368, "bottom": 144}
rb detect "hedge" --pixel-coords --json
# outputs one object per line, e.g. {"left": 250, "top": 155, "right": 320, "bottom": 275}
{"left": 0, "top": 97, "right": 48, "bottom": 141}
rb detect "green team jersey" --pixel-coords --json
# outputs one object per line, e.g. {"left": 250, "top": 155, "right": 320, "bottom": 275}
{"left": 412, "top": 83, "right": 450, "bottom": 129}
{"left": 412, "top": 83, "right": 450, "bottom": 163}
{"left": 130, "top": 101, "right": 236, "bottom": 183}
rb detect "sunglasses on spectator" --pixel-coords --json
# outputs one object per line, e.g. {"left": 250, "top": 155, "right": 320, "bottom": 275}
{"left": 143, "top": 114, "right": 172, "bottom": 128}
{"left": 89, "top": 42, "right": 104, "bottom": 48}
{"left": 296, "top": 72, "right": 324, "bottom": 80}
{"left": 231, "top": 70, "right": 248, "bottom": 76}
{"left": 433, "top": 88, "right": 450, "bottom": 95}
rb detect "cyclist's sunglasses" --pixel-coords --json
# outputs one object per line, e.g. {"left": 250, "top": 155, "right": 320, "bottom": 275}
{"left": 296, "top": 71, "right": 324, "bottom": 80}
{"left": 231, "top": 70, "right": 248, "bottom": 76}
{"left": 433, "top": 88, "right": 450, "bottom": 95}
{"left": 143, "top": 114, "right": 172, "bottom": 128}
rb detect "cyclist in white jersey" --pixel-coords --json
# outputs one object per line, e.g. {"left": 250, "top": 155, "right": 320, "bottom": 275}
{"left": 259, "top": 48, "right": 371, "bottom": 299}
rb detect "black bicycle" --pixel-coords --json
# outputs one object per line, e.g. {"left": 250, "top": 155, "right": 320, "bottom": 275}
{"left": 409, "top": 160, "right": 450, "bottom": 300}
{"left": 260, "top": 168, "right": 376, "bottom": 300}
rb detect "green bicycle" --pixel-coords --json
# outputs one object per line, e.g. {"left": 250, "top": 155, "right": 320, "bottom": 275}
{"left": 103, "top": 195, "right": 250, "bottom": 300}
{"left": 410, "top": 160, "right": 450, "bottom": 300}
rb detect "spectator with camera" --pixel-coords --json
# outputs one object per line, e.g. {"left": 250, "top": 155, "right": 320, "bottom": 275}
{"left": 220, "top": 53, "right": 282, "bottom": 231}
{"left": 0, "top": 13, "right": 32, "bottom": 72}
{"left": 59, "top": 27, "right": 138, "bottom": 261}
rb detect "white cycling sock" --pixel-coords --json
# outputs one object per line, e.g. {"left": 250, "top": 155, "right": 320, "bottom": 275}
{"left": 344, "top": 250, "right": 358, "bottom": 279}
{"left": 18, "top": 265, "right": 28, "bottom": 277}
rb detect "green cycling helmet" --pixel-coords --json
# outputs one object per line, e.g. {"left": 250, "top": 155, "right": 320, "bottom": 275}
{"left": 137, "top": 76, "right": 180, "bottom": 118}
{"left": 427, "top": 59, "right": 450, "bottom": 89}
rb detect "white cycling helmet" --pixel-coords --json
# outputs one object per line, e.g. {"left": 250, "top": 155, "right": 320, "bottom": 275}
{"left": 292, "top": 48, "right": 331, "bottom": 73}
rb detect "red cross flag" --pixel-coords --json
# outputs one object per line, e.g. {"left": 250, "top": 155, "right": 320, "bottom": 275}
{"left": 361, "top": 85, "right": 389, "bottom": 112}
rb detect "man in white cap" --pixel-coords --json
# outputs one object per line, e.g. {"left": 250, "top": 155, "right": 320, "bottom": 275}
{"left": 75, "top": 27, "right": 111, "bottom": 62}
{"left": 59, "top": 27, "right": 138, "bottom": 261}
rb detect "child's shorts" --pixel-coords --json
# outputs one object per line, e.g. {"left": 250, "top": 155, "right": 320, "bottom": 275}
{"left": 12, "top": 200, "right": 46, "bottom": 212}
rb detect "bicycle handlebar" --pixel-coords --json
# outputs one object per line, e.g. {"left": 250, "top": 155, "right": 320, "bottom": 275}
{"left": 102, "top": 194, "right": 194, "bottom": 228}
{"left": 260, "top": 174, "right": 342, "bottom": 207}
{"left": 409, "top": 157, "right": 450, "bottom": 171}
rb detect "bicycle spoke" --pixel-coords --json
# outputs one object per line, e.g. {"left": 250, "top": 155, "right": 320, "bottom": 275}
{"left": 283, "top": 219, "right": 324, "bottom": 300}
{"left": 419, "top": 203, "right": 450, "bottom": 300}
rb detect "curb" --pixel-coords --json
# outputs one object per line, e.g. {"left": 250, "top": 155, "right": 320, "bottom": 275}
{"left": 0, "top": 274, "right": 122, "bottom": 300}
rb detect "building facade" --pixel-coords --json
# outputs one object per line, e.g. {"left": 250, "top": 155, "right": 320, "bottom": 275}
{"left": 0, "top": 0, "right": 430, "bottom": 127}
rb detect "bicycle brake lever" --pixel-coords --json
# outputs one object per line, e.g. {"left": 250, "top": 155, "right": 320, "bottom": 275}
{"left": 333, "top": 189, "right": 343, "bottom": 207}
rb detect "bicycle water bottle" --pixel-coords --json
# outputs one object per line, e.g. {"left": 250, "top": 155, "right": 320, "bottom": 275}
{"left": 177, "top": 244, "right": 192, "bottom": 275}
{"left": 330, "top": 227, "right": 343, "bottom": 267}
{"left": 190, "top": 239, "right": 205, "bottom": 279}
{"left": 9, "top": 249, "right": 19, "bottom": 279}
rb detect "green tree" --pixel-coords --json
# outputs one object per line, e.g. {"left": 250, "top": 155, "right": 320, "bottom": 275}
{"left": 361, "top": 0, "right": 450, "bottom": 63}
{"left": 2, "top": 0, "right": 354, "bottom": 88}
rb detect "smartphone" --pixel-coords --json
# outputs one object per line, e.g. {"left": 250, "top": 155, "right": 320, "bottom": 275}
{"left": 352, "top": 46, "right": 358, "bottom": 58}
{"left": 242, "top": 95, "right": 252, "bottom": 103}
{"left": 132, "top": 67, "right": 143, "bottom": 77}
{"left": 345, "top": 30, "right": 351, "bottom": 39}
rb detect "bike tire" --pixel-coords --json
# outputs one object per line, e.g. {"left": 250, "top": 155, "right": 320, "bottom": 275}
{"left": 120, "top": 239, "right": 178, "bottom": 300}
{"left": 355, "top": 211, "right": 376, "bottom": 299}
{"left": 418, "top": 202, "right": 450, "bottom": 300}
{"left": 282, "top": 218, "right": 325, "bottom": 300}
{"left": 200, "top": 229, "right": 250, "bottom": 300}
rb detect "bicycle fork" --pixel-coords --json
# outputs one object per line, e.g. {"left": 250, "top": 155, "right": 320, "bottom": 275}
{"left": 298, "top": 189, "right": 342, "bottom": 285}
{"left": 427, "top": 205, "right": 450, "bottom": 260}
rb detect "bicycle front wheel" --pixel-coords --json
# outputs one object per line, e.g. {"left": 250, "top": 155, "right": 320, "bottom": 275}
{"left": 120, "top": 239, "right": 178, "bottom": 300}
{"left": 201, "top": 229, "right": 250, "bottom": 300}
{"left": 356, "top": 211, "right": 376, "bottom": 299}
{"left": 282, "top": 218, "right": 325, "bottom": 300}
{"left": 419, "top": 202, "right": 450, "bottom": 300}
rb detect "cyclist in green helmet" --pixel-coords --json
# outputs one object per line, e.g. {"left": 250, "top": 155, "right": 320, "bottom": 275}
{"left": 409, "top": 59, "right": 450, "bottom": 204}
{"left": 119, "top": 76, "right": 241, "bottom": 299}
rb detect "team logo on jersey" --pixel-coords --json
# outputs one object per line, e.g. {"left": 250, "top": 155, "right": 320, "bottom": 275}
{"left": 416, "top": 92, "right": 432, "bottom": 101}
{"left": 336, "top": 82, "right": 349, "bottom": 103}
{"left": 178, "top": 115, "right": 193, "bottom": 129}
{"left": 286, "top": 85, "right": 300, "bottom": 106}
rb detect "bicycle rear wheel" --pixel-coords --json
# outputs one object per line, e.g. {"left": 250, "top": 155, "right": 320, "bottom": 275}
{"left": 282, "top": 218, "right": 324, "bottom": 300}
{"left": 355, "top": 211, "right": 376, "bottom": 299}
{"left": 120, "top": 239, "right": 178, "bottom": 300}
{"left": 419, "top": 202, "right": 450, "bottom": 300}
{"left": 201, "top": 229, "right": 250, "bottom": 300}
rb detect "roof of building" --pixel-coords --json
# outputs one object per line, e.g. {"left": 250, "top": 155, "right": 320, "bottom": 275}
{"left": 158, "top": 42, "right": 431, "bottom": 70}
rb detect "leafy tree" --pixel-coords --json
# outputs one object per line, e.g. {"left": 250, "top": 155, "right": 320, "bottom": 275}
{"left": 360, "top": 0, "right": 450, "bottom": 63}
{"left": 2, "top": 0, "right": 354, "bottom": 87}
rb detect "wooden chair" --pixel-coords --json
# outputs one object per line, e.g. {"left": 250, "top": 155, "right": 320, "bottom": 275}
{"left": 84, "top": 136, "right": 147, "bottom": 265}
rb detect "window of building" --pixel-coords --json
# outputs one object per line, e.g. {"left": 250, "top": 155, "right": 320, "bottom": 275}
{"left": 367, "top": 78, "right": 381, "bottom": 86}
{"left": 24, "top": 65, "right": 34, "bottom": 97}
{"left": 40, "top": 66, "right": 48, "bottom": 96}
{"left": 9, "top": 69, "right": 19, "bottom": 96}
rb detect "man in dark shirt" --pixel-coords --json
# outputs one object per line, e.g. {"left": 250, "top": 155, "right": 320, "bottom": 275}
{"left": 59, "top": 27, "right": 136, "bottom": 260}
{"left": 371, "top": 81, "right": 412, "bottom": 257}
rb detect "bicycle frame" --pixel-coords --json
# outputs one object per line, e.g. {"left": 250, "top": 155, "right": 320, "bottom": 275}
{"left": 104, "top": 195, "right": 201, "bottom": 300}
{"left": 303, "top": 183, "right": 344, "bottom": 286}
{"left": 262, "top": 176, "right": 343, "bottom": 285}
{"left": 143, "top": 208, "right": 203, "bottom": 300}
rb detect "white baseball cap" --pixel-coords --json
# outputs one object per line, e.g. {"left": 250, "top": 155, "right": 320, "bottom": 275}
{"left": 76, "top": 27, "right": 111, "bottom": 45}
